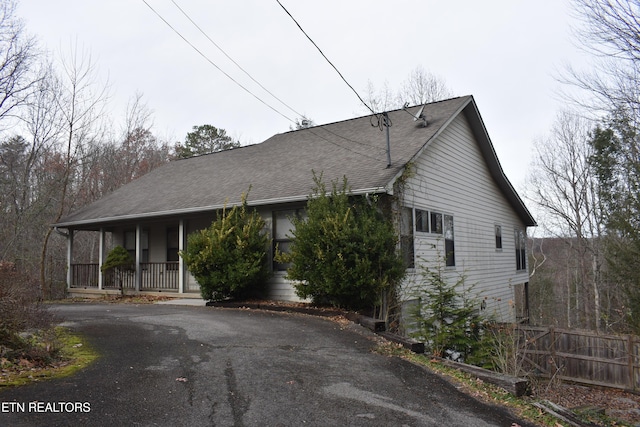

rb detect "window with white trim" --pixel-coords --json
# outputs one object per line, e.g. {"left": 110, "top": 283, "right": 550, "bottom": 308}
{"left": 413, "top": 208, "right": 442, "bottom": 235}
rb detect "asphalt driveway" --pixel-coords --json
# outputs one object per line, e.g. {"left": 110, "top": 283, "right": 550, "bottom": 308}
{"left": 0, "top": 303, "right": 536, "bottom": 426}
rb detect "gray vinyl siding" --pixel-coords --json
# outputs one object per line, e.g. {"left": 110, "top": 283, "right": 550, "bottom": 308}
{"left": 263, "top": 207, "right": 307, "bottom": 302}
{"left": 401, "top": 113, "right": 529, "bottom": 322}
{"left": 268, "top": 273, "right": 303, "bottom": 301}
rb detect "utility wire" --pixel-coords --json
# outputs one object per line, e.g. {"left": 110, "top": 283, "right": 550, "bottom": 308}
{"left": 275, "top": 0, "right": 378, "bottom": 117}
{"left": 170, "top": 0, "right": 303, "bottom": 119}
{"left": 142, "top": 0, "right": 295, "bottom": 124}
{"left": 142, "top": 1, "right": 386, "bottom": 161}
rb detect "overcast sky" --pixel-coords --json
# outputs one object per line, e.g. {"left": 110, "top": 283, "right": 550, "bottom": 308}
{"left": 17, "top": 0, "right": 589, "bottom": 192}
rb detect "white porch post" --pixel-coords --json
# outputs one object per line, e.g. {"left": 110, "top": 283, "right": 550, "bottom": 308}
{"left": 135, "top": 224, "right": 142, "bottom": 292}
{"left": 178, "top": 219, "right": 185, "bottom": 294}
{"left": 98, "top": 228, "right": 105, "bottom": 290}
{"left": 66, "top": 229, "right": 74, "bottom": 289}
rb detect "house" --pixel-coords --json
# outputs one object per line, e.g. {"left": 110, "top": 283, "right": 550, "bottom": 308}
{"left": 53, "top": 95, "right": 536, "bottom": 322}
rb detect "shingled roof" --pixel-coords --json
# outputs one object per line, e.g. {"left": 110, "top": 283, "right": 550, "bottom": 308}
{"left": 54, "top": 96, "right": 535, "bottom": 229}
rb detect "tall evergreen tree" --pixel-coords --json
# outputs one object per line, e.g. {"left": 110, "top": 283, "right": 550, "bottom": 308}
{"left": 174, "top": 124, "right": 239, "bottom": 158}
{"left": 589, "top": 110, "right": 640, "bottom": 332}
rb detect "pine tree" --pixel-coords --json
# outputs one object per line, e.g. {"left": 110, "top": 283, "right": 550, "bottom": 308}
{"left": 410, "top": 254, "right": 491, "bottom": 364}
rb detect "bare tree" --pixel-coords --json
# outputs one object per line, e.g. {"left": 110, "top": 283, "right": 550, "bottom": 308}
{"left": 364, "top": 80, "right": 396, "bottom": 114}
{"left": 563, "top": 0, "right": 640, "bottom": 118}
{"left": 527, "top": 110, "right": 607, "bottom": 330}
{"left": 397, "top": 66, "right": 455, "bottom": 107}
{"left": 107, "top": 92, "right": 168, "bottom": 191}
{"left": 559, "top": 0, "right": 640, "bottom": 333}
{"left": 122, "top": 94, "right": 170, "bottom": 179}
{"left": 39, "top": 43, "right": 109, "bottom": 297}
{"left": 364, "top": 66, "right": 454, "bottom": 113}
{"left": 0, "top": 0, "right": 40, "bottom": 128}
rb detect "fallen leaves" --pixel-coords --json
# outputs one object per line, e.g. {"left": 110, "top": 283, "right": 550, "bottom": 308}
{"left": 535, "top": 382, "right": 640, "bottom": 425}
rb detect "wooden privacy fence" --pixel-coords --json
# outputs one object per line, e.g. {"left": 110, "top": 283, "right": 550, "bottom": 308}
{"left": 517, "top": 326, "right": 640, "bottom": 391}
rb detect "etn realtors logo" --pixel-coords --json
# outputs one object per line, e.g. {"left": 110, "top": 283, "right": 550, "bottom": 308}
{"left": 1, "top": 401, "right": 91, "bottom": 413}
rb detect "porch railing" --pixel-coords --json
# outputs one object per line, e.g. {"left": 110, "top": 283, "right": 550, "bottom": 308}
{"left": 71, "top": 263, "right": 99, "bottom": 288}
{"left": 140, "top": 262, "right": 179, "bottom": 291}
{"left": 70, "top": 262, "right": 180, "bottom": 291}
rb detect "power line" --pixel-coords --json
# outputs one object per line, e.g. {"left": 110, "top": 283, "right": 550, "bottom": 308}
{"left": 169, "top": 0, "right": 303, "bottom": 119}
{"left": 275, "top": 0, "right": 377, "bottom": 116}
{"left": 141, "top": 0, "right": 295, "bottom": 124}
{"left": 141, "top": 1, "right": 386, "bottom": 161}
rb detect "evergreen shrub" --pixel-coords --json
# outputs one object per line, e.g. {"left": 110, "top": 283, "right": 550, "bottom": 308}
{"left": 181, "top": 196, "right": 270, "bottom": 301}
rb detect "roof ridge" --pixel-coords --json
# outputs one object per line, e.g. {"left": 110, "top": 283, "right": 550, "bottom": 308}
{"left": 277, "top": 95, "right": 470, "bottom": 136}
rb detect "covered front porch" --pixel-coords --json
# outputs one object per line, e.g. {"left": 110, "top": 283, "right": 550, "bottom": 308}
{"left": 63, "top": 218, "right": 205, "bottom": 299}
{"left": 57, "top": 204, "right": 306, "bottom": 302}
{"left": 70, "top": 261, "right": 184, "bottom": 293}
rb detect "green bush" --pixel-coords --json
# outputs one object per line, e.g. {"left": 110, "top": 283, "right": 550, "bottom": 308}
{"left": 281, "top": 174, "right": 405, "bottom": 311}
{"left": 181, "top": 196, "right": 270, "bottom": 301}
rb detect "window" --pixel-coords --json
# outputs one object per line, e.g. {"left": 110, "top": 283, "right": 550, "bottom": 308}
{"left": 273, "top": 209, "right": 303, "bottom": 271}
{"left": 515, "top": 228, "right": 526, "bottom": 271}
{"left": 414, "top": 208, "right": 442, "bottom": 234}
{"left": 495, "top": 225, "right": 502, "bottom": 249}
{"left": 167, "top": 227, "right": 179, "bottom": 264}
{"left": 415, "top": 209, "right": 429, "bottom": 232}
{"left": 430, "top": 212, "right": 443, "bottom": 235}
{"left": 124, "top": 229, "right": 149, "bottom": 263}
{"left": 444, "top": 215, "right": 455, "bottom": 267}
{"left": 400, "top": 207, "right": 415, "bottom": 268}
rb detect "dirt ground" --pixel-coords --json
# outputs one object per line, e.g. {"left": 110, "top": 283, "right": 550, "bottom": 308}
{"left": 534, "top": 382, "right": 640, "bottom": 426}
